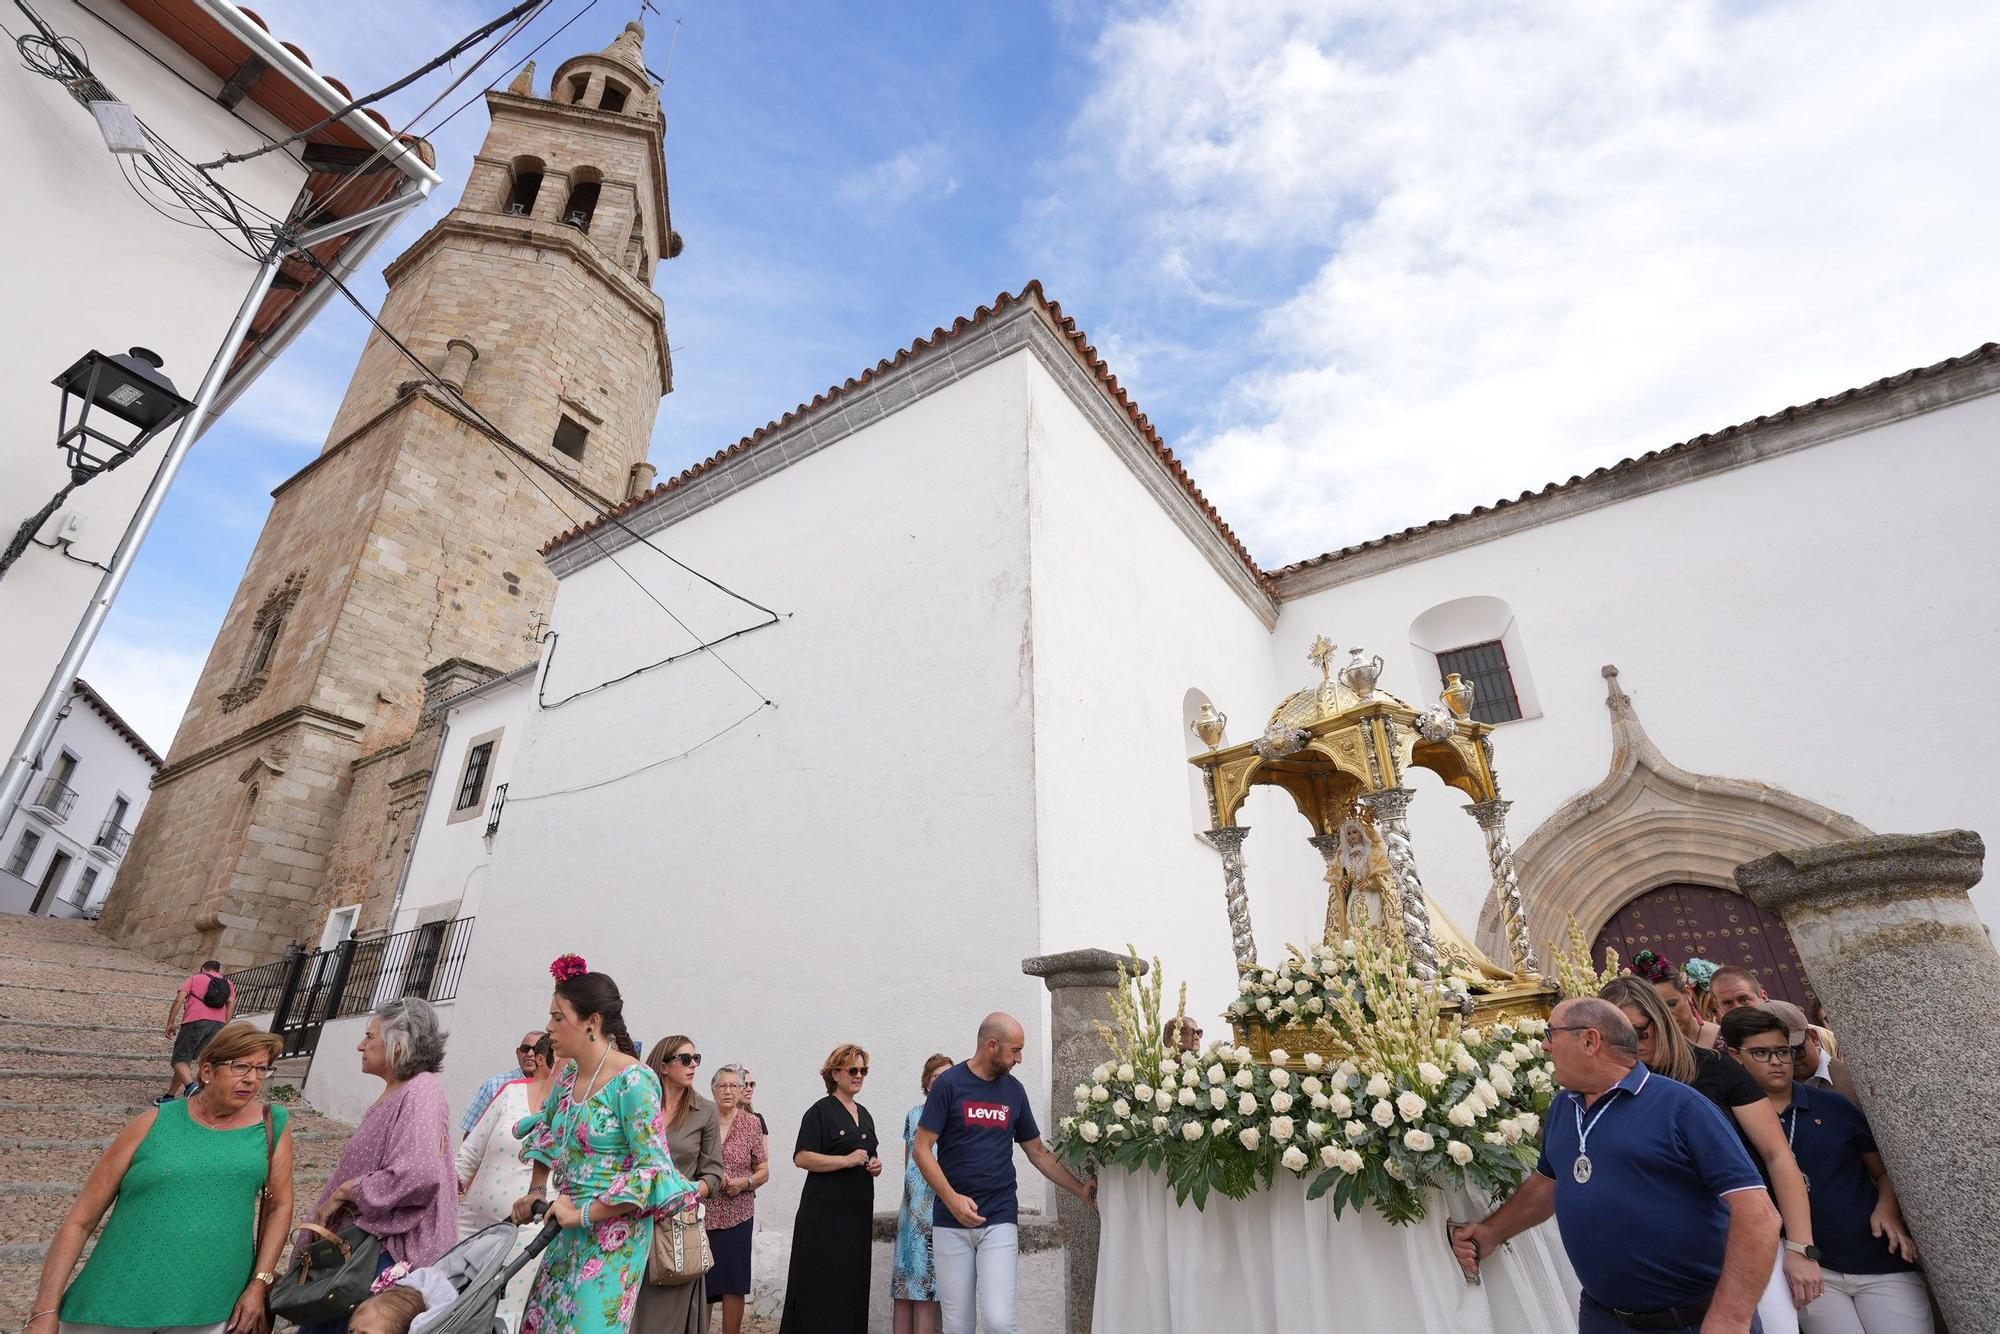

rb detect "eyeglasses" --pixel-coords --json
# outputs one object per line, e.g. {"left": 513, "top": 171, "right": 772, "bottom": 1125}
{"left": 216, "top": 1061, "right": 276, "bottom": 1079}
{"left": 1630, "top": 1018, "right": 1655, "bottom": 1039}
{"left": 844, "top": 1066, "right": 870, "bottom": 1077}
{"left": 1546, "top": 1025, "right": 1595, "bottom": 1036}
{"left": 1736, "top": 1045, "right": 1803, "bottom": 1064}
{"left": 669, "top": 1052, "right": 702, "bottom": 1067}
{"left": 516, "top": 1044, "right": 536, "bottom": 1054}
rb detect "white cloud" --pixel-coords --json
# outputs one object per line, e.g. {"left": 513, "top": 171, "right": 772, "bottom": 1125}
{"left": 80, "top": 630, "right": 209, "bottom": 755}
{"left": 837, "top": 143, "right": 960, "bottom": 206}
{"left": 1045, "top": 0, "right": 2000, "bottom": 566}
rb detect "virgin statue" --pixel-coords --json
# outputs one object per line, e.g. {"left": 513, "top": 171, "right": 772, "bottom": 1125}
{"left": 1323, "top": 817, "right": 1513, "bottom": 984}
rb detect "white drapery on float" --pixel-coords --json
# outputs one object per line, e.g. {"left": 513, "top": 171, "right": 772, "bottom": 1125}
{"left": 1093, "top": 1169, "right": 1579, "bottom": 1334}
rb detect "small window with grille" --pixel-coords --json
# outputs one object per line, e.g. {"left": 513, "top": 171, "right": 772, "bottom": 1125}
{"left": 1436, "top": 640, "right": 1523, "bottom": 724}
{"left": 455, "top": 742, "right": 494, "bottom": 811}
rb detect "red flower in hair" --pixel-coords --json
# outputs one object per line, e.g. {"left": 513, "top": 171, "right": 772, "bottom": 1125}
{"left": 550, "top": 953, "right": 588, "bottom": 982}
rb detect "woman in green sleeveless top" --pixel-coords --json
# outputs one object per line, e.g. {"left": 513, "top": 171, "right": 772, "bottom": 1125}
{"left": 29, "top": 1022, "right": 296, "bottom": 1334}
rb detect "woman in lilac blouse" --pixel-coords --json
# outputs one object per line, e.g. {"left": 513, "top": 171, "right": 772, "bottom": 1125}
{"left": 300, "top": 997, "right": 458, "bottom": 1334}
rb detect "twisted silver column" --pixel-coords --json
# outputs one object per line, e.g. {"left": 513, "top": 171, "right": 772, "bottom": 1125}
{"left": 1468, "top": 799, "right": 1541, "bottom": 977}
{"left": 1358, "top": 789, "right": 1441, "bottom": 980}
{"left": 1201, "top": 826, "right": 1257, "bottom": 968}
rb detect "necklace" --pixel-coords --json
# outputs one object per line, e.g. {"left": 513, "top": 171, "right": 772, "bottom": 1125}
{"left": 1781, "top": 1104, "right": 1809, "bottom": 1192}
{"left": 1571, "top": 1070, "right": 1648, "bottom": 1184}
{"left": 186, "top": 1097, "right": 238, "bottom": 1130}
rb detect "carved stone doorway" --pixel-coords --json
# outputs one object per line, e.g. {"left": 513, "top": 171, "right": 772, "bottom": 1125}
{"left": 1590, "top": 881, "right": 1816, "bottom": 1009}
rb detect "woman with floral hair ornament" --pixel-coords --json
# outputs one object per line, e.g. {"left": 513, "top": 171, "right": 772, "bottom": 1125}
{"left": 1626, "top": 949, "right": 1721, "bottom": 1051}
{"left": 509, "top": 955, "right": 698, "bottom": 1334}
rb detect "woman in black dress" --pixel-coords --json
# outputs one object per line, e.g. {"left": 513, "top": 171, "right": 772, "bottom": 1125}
{"left": 779, "top": 1043, "right": 880, "bottom": 1334}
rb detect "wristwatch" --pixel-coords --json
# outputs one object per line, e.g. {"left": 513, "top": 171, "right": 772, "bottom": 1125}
{"left": 1783, "top": 1240, "right": 1821, "bottom": 1261}
{"left": 252, "top": 1271, "right": 278, "bottom": 1285}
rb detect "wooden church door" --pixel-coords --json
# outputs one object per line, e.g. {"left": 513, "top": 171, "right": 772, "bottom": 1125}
{"left": 1591, "top": 882, "right": 1816, "bottom": 1009}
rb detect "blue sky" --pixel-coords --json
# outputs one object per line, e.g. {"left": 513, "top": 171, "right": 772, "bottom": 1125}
{"left": 85, "top": 0, "right": 2000, "bottom": 749}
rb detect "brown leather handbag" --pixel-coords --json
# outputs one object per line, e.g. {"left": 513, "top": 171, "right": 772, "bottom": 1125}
{"left": 646, "top": 1200, "right": 713, "bottom": 1286}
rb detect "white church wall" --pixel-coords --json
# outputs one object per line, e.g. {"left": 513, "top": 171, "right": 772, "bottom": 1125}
{"left": 1019, "top": 353, "right": 1316, "bottom": 1035}
{"left": 1273, "top": 385, "right": 2000, "bottom": 933}
{"left": 445, "top": 353, "right": 1050, "bottom": 1229}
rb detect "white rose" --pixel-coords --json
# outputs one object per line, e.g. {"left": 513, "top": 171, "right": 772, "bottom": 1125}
{"left": 1269, "top": 1067, "right": 1291, "bottom": 1089}
{"left": 1237, "top": 1092, "right": 1257, "bottom": 1116}
{"left": 1498, "top": 1118, "right": 1523, "bottom": 1145}
{"left": 1447, "top": 1102, "right": 1478, "bottom": 1128}
{"left": 1300, "top": 1076, "right": 1323, "bottom": 1096}
{"left": 1209, "top": 1088, "right": 1227, "bottom": 1110}
{"left": 1181, "top": 1051, "right": 1199, "bottom": 1068}
{"left": 1133, "top": 1083, "right": 1153, "bottom": 1104}
{"left": 1452, "top": 1045, "right": 1479, "bottom": 1074}
{"left": 1517, "top": 1112, "right": 1540, "bottom": 1134}
{"left": 1341, "top": 939, "right": 1359, "bottom": 957}
{"left": 1463, "top": 1026, "right": 1484, "bottom": 1045}
{"left": 1155, "top": 1091, "right": 1172, "bottom": 1112}
{"left": 1328, "top": 1091, "right": 1353, "bottom": 1118}
{"left": 1307, "top": 1120, "right": 1328, "bottom": 1140}
{"left": 1344, "top": 1120, "right": 1368, "bottom": 1142}
{"left": 1256, "top": 996, "right": 1274, "bottom": 1013}
{"left": 1336, "top": 1061, "right": 1358, "bottom": 1083}
{"left": 1529, "top": 1067, "right": 1553, "bottom": 1090}
{"left": 1092, "top": 1064, "right": 1111, "bottom": 1084}
{"left": 1294, "top": 978, "right": 1313, "bottom": 996}
{"left": 1483, "top": 1131, "right": 1508, "bottom": 1146}
{"left": 1320, "top": 1144, "right": 1341, "bottom": 1168}
{"left": 1183, "top": 1121, "right": 1205, "bottom": 1142}
{"left": 1079, "top": 1121, "right": 1101, "bottom": 1144}
{"left": 1514, "top": 1042, "right": 1538, "bottom": 1063}
{"left": 1403, "top": 1129, "right": 1434, "bottom": 1152}
{"left": 1213, "top": 1118, "right": 1233, "bottom": 1136}
{"left": 1281, "top": 1145, "right": 1309, "bottom": 1173}
{"left": 1498, "top": 1051, "right": 1521, "bottom": 1071}
{"left": 1384, "top": 1158, "right": 1407, "bottom": 1181}
{"left": 1280, "top": 997, "right": 1300, "bottom": 1015}
{"left": 1366, "top": 1074, "right": 1391, "bottom": 1098}
{"left": 1238, "top": 1126, "right": 1261, "bottom": 1151}
{"left": 1152, "top": 1116, "right": 1170, "bottom": 1135}
{"left": 1491, "top": 1068, "right": 1516, "bottom": 1099}
{"left": 1178, "top": 1088, "right": 1198, "bottom": 1107}
{"left": 1446, "top": 1139, "right": 1474, "bottom": 1165}
{"left": 1417, "top": 1062, "right": 1446, "bottom": 1089}
{"left": 1303, "top": 1052, "right": 1325, "bottom": 1071}
{"left": 1396, "top": 1090, "right": 1428, "bottom": 1122}
{"left": 1234, "top": 1048, "right": 1255, "bottom": 1068}
{"left": 1371, "top": 1099, "right": 1397, "bottom": 1127}
{"left": 1073, "top": 1083, "right": 1090, "bottom": 1101}
{"left": 1475, "top": 1080, "right": 1499, "bottom": 1110}
{"left": 1108, "top": 1123, "right": 1127, "bottom": 1139}
{"left": 1339, "top": 1148, "right": 1365, "bottom": 1173}
{"left": 1271, "top": 1115, "right": 1295, "bottom": 1142}
{"left": 1268, "top": 1048, "right": 1290, "bottom": 1066}
{"left": 1232, "top": 1068, "right": 1254, "bottom": 1090}
{"left": 1060, "top": 1115, "right": 1075, "bottom": 1134}
{"left": 1112, "top": 1098, "right": 1131, "bottom": 1118}
{"left": 1091, "top": 1086, "right": 1109, "bottom": 1104}
{"left": 1206, "top": 1064, "right": 1227, "bottom": 1085}
{"left": 1270, "top": 1091, "right": 1294, "bottom": 1114}
{"left": 1116, "top": 1063, "right": 1135, "bottom": 1082}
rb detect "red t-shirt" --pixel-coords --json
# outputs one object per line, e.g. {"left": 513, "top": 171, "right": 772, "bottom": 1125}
{"left": 180, "top": 973, "right": 233, "bottom": 1024}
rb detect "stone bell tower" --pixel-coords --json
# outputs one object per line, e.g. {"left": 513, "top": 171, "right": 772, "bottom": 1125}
{"left": 103, "top": 24, "right": 680, "bottom": 968}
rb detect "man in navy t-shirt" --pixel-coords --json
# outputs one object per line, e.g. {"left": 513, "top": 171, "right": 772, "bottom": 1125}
{"left": 914, "top": 1012, "right": 1096, "bottom": 1334}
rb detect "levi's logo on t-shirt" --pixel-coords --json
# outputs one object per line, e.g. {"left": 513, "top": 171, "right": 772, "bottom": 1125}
{"left": 962, "top": 1101, "right": 1012, "bottom": 1128}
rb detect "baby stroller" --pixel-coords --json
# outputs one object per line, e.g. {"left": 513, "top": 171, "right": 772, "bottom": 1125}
{"left": 404, "top": 1207, "right": 560, "bottom": 1334}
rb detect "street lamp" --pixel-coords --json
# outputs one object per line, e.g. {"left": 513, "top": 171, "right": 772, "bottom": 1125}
{"left": 0, "top": 348, "right": 195, "bottom": 579}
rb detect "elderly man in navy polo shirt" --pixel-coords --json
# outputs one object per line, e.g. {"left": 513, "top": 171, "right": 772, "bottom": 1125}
{"left": 1453, "top": 998, "right": 1780, "bottom": 1333}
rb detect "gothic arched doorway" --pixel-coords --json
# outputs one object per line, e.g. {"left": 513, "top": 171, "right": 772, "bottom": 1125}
{"left": 1590, "top": 882, "right": 1816, "bottom": 1009}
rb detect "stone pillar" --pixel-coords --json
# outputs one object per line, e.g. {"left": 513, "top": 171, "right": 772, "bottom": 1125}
{"left": 1358, "top": 788, "right": 1441, "bottom": 979}
{"left": 1308, "top": 832, "right": 1346, "bottom": 944}
{"left": 1735, "top": 830, "right": 1994, "bottom": 1334}
{"left": 627, "top": 460, "right": 658, "bottom": 499}
{"left": 437, "top": 338, "right": 478, "bottom": 393}
{"left": 1466, "top": 799, "right": 1541, "bottom": 976}
{"left": 1199, "top": 826, "right": 1256, "bottom": 968}
{"left": 1022, "top": 948, "right": 1147, "bottom": 1334}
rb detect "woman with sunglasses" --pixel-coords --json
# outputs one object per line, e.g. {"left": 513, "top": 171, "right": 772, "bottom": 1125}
{"left": 31, "top": 1021, "right": 295, "bottom": 1334}
{"left": 632, "top": 1036, "right": 723, "bottom": 1334}
{"left": 455, "top": 1033, "right": 557, "bottom": 1333}
{"left": 1723, "top": 1007, "right": 1931, "bottom": 1334}
{"left": 1604, "top": 977, "right": 1821, "bottom": 1331}
{"left": 779, "top": 1043, "right": 881, "bottom": 1334}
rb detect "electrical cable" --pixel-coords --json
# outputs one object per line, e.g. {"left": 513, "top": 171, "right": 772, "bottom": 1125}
{"left": 193, "top": 0, "right": 546, "bottom": 169}
{"left": 503, "top": 694, "right": 770, "bottom": 802}
{"left": 416, "top": 0, "right": 604, "bottom": 143}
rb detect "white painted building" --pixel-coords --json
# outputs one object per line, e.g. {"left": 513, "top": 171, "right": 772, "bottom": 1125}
{"left": 372, "top": 287, "right": 1995, "bottom": 1251}
{"left": 2, "top": 678, "right": 160, "bottom": 917}
{"left": 0, "top": 0, "right": 437, "bottom": 811}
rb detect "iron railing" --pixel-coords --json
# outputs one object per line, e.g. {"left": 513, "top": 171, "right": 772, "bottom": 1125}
{"left": 30, "top": 777, "right": 77, "bottom": 820}
{"left": 94, "top": 818, "right": 131, "bottom": 856}
{"left": 334, "top": 916, "right": 478, "bottom": 1018}
{"left": 229, "top": 954, "right": 297, "bottom": 1014}
{"left": 485, "top": 783, "right": 507, "bottom": 837}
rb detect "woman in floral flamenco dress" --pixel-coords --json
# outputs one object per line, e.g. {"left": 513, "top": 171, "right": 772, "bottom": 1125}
{"left": 511, "top": 957, "right": 698, "bottom": 1334}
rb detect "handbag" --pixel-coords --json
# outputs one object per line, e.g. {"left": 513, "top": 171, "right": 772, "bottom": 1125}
{"left": 267, "top": 1223, "right": 387, "bottom": 1324}
{"left": 646, "top": 1200, "right": 713, "bottom": 1286}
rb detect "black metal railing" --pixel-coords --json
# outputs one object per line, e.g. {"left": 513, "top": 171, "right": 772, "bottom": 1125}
{"left": 485, "top": 783, "right": 507, "bottom": 837}
{"left": 229, "top": 955, "right": 297, "bottom": 1014}
{"left": 30, "top": 777, "right": 77, "bottom": 820}
{"left": 333, "top": 916, "right": 478, "bottom": 1019}
{"left": 94, "top": 818, "right": 131, "bottom": 856}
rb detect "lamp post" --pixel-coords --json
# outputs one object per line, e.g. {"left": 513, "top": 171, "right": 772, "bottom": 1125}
{"left": 0, "top": 348, "right": 195, "bottom": 580}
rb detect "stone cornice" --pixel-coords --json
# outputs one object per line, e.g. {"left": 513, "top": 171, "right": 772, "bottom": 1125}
{"left": 1270, "top": 348, "right": 2000, "bottom": 599}
{"left": 382, "top": 209, "right": 672, "bottom": 392}
{"left": 546, "top": 302, "right": 1281, "bottom": 626}
{"left": 152, "top": 705, "right": 367, "bottom": 788}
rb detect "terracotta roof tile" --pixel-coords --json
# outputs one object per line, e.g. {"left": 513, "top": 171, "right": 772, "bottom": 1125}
{"left": 541, "top": 281, "right": 1261, "bottom": 578}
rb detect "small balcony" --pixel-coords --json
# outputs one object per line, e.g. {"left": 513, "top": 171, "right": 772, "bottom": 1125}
{"left": 94, "top": 819, "right": 132, "bottom": 857}
{"left": 28, "top": 777, "right": 77, "bottom": 822}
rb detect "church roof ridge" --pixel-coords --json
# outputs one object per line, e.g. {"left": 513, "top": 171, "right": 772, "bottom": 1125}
{"left": 540, "top": 280, "right": 1260, "bottom": 580}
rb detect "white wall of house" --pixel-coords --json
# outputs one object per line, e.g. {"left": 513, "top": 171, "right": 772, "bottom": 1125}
{"left": 1, "top": 682, "right": 157, "bottom": 917}
{"left": 0, "top": 0, "right": 308, "bottom": 757}
{"left": 445, "top": 352, "right": 1049, "bottom": 1230}
{"left": 1270, "top": 383, "right": 2000, "bottom": 936}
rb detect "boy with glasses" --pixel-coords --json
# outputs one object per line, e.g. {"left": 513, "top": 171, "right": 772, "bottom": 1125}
{"left": 1722, "top": 1007, "right": 1933, "bottom": 1333}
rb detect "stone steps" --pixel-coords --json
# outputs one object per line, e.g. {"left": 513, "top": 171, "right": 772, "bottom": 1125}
{"left": 0, "top": 1021, "right": 170, "bottom": 1060}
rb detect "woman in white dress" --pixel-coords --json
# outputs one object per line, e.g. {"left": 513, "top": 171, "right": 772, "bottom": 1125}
{"left": 455, "top": 1032, "right": 556, "bottom": 1331}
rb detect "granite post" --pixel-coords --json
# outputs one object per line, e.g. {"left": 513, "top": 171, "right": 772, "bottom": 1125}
{"left": 1735, "top": 830, "right": 1995, "bottom": 1334}
{"left": 1022, "top": 948, "right": 1147, "bottom": 1334}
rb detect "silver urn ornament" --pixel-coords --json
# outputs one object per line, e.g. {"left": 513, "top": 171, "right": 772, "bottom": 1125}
{"left": 1338, "top": 647, "right": 1385, "bottom": 700}
{"left": 1190, "top": 702, "right": 1228, "bottom": 750}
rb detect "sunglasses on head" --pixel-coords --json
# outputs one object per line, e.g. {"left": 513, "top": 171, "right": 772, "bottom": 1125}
{"left": 669, "top": 1052, "right": 702, "bottom": 1067}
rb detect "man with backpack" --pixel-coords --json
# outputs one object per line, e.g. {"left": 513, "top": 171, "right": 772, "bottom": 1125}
{"left": 162, "top": 960, "right": 235, "bottom": 1102}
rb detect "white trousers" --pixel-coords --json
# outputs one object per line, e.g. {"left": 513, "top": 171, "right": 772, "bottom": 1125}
{"left": 1799, "top": 1269, "right": 1934, "bottom": 1334}
{"left": 934, "top": 1222, "right": 1019, "bottom": 1334}
{"left": 1759, "top": 1249, "right": 1800, "bottom": 1334}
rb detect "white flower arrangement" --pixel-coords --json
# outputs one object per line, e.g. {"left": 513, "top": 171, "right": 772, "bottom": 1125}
{"left": 1054, "top": 941, "right": 1556, "bottom": 1224}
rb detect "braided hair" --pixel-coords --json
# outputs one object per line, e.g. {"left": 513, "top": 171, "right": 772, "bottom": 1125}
{"left": 555, "top": 972, "right": 639, "bottom": 1058}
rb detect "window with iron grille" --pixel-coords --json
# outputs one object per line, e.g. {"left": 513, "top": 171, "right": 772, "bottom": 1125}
{"left": 6, "top": 829, "right": 40, "bottom": 877}
{"left": 1436, "top": 640, "right": 1523, "bottom": 724}
{"left": 456, "top": 742, "right": 494, "bottom": 811}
